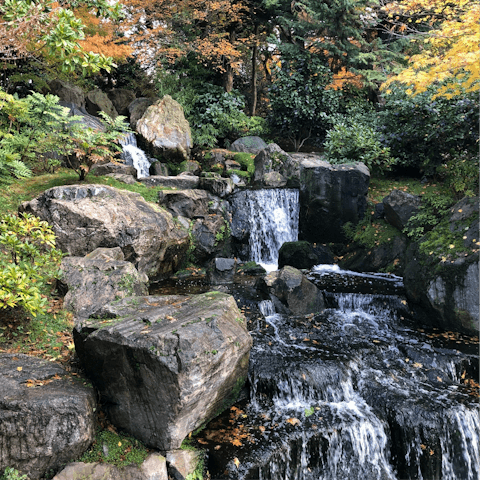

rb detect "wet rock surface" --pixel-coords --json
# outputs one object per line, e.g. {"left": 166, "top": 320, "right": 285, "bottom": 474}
{"left": 0, "top": 354, "right": 96, "bottom": 480}
{"left": 298, "top": 158, "right": 370, "bottom": 244}
{"left": 73, "top": 292, "right": 252, "bottom": 451}
{"left": 194, "top": 274, "right": 479, "bottom": 480}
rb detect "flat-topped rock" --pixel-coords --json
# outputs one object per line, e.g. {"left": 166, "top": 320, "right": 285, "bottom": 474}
{"left": 140, "top": 175, "right": 200, "bottom": 189}
{"left": 73, "top": 292, "right": 252, "bottom": 450}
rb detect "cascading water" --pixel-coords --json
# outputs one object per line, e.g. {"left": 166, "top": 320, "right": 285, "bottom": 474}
{"left": 233, "top": 188, "right": 299, "bottom": 271}
{"left": 199, "top": 269, "right": 479, "bottom": 480}
{"left": 120, "top": 132, "right": 152, "bottom": 178}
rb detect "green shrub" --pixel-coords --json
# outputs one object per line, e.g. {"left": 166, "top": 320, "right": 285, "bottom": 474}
{"left": 378, "top": 84, "right": 479, "bottom": 175}
{"left": 436, "top": 151, "right": 479, "bottom": 199}
{"left": 324, "top": 118, "right": 396, "bottom": 175}
{"left": 188, "top": 85, "right": 268, "bottom": 148}
{"left": 0, "top": 213, "right": 62, "bottom": 316}
{"left": 1, "top": 467, "right": 28, "bottom": 480}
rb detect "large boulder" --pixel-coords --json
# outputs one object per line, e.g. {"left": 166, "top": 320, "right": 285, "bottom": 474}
{"left": 199, "top": 176, "right": 235, "bottom": 198}
{"left": 60, "top": 102, "right": 105, "bottom": 132}
{"left": 278, "top": 241, "right": 333, "bottom": 270}
{"left": 73, "top": 292, "right": 252, "bottom": 451}
{"left": 383, "top": 189, "right": 421, "bottom": 231}
{"left": 85, "top": 89, "right": 118, "bottom": 119}
{"left": 128, "top": 98, "right": 157, "bottom": 129}
{"left": 157, "top": 189, "right": 231, "bottom": 263}
{"left": 61, "top": 247, "right": 149, "bottom": 320}
{"left": 157, "top": 189, "right": 227, "bottom": 219}
{"left": 90, "top": 162, "right": 137, "bottom": 177}
{"left": 298, "top": 158, "right": 370, "bottom": 243}
{"left": 49, "top": 80, "right": 86, "bottom": 110}
{"left": 403, "top": 196, "right": 479, "bottom": 334}
{"left": 253, "top": 144, "right": 300, "bottom": 187}
{"left": 136, "top": 96, "right": 192, "bottom": 162}
{"left": 53, "top": 454, "right": 168, "bottom": 480}
{"left": 259, "top": 266, "right": 325, "bottom": 315}
{"left": 0, "top": 354, "right": 96, "bottom": 480}
{"left": 19, "top": 185, "right": 189, "bottom": 281}
{"left": 107, "top": 88, "right": 136, "bottom": 117}
{"left": 230, "top": 136, "right": 268, "bottom": 154}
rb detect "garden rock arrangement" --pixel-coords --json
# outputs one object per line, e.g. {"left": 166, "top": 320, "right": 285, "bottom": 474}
{"left": 19, "top": 184, "right": 190, "bottom": 281}
{"left": 0, "top": 354, "right": 96, "bottom": 480}
{"left": 73, "top": 291, "right": 252, "bottom": 451}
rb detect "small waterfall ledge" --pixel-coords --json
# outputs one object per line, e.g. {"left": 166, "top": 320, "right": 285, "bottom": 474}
{"left": 120, "top": 133, "right": 152, "bottom": 178}
{"left": 230, "top": 188, "right": 300, "bottom": 272}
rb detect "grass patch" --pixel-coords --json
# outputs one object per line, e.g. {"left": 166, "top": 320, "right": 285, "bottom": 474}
{"left": 80, "top": 429, "right": 149, "bottom": 467}
{"left": 0, "top": 299, "right": 74, "bottom": 361}
{"left": 0, "top": 169, "right": 174, "bottom": 215}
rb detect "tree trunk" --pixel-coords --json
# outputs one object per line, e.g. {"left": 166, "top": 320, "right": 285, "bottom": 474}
{"left": 224, "top": 64, "right": 234, "bottom": 93}
{"left": 251, "top": 25, "right": 259, "bottom": 116}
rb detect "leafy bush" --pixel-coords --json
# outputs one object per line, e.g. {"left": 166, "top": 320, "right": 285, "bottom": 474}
{"left": 436, "top": 151, "right": 479, "bottom": 199}
{"left": 378, "top": 84, "right": 479, "bottom": 175}
{"left": 267, "top": 49, "right": 341, "bottom": 151}
{"left": 188, "top": 85, "right": 268, "bottom": 148}
{"left": 0, "top": 468, "right": 28, "bottom": 480}
{"left": 324, "top": 117, "right": 396, "bottom": 175}
{"left": 0, "top": 213, "right": 62, "bottom": 316}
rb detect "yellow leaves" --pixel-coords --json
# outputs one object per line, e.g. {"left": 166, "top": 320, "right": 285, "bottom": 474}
{"left": 233, "top": 457, "right": 240, "bottom": 468}
{"left": 382, "top": 1, "right": 480, "bottom": 98}
{"left": 16, "top": 366, "right": 22, "bottom": 371}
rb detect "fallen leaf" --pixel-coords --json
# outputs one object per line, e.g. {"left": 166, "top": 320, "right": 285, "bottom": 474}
{"left": 286, "top": 417, "right": 301, "bottom": 426}
{"left": 413, "top": 362, "right": 422, "bottom": 368}
{"left": 233, "top": 457, "right": 240, "bottom": 468}
{"left": 231, "top": 438, "right": 242, "bottom": 447}
{"left": 259, "top": 426, "right": 266, "bottom": 433}
{"left": 437, "top": 377, "right": 442, "bottom": 382}
{"left": 16, "top": 367, "right": 22, "bottom": 371}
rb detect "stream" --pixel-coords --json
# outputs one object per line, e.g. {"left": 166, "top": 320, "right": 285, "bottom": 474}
{"left": 150, "top": 183, "right": 479, "bottom": 479}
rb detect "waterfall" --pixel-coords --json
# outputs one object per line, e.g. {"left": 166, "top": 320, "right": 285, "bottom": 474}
{"left": 243, "top": 189, "right": 299, "bottom": 271}
{"left": 120, "top": 133, "right": 152, "bottom": 178}
{"left": 217, "top": 283, "right": 480, "bottom": 480}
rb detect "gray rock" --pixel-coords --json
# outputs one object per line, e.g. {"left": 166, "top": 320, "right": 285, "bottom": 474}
{"left": 263, "top": 171, "right": 287, "bottom": 188}
{"left": 61, "top": 247, "right": 149, "bottom": 320}
{"left": 129, "top": 98, "right": 157, "bottom": 129}
{"left": 157, "top": 189, "right": 227, "bottom": 219}
{"left": 383, "top": 189, "right": 421, "bottom": 231}
{"left": 105, "top": 173, "right": 138, "bottom": 185}
{"left": 19, "top": 185, "right": 189, "bottom": 281}
{"left": 260, "top": 266, "right": 325, "bottom": 315}
{"left": 191, "top": 216, "right": 231, "bottom": 264}
{"left": 278, "top": 241, "right": 328, "bottom": 270}
{"left": 60, "top": 102, "right": 105, "bottom": 132}
{"left": 254, "top": 144, "right": 300, "bottom": 187}
{"left": 52, "top": 454, "right": 168, "bottom": 480}
{"left": 140, "top": 175, "right": 200, "bottom": 189}
{"left": 150, "top": 161, "right": 169, "bottom": 176}
{"left": 0, "top": 354, "right": 96, "bottom": 480}
{"left": 73, "top": 292, "right": 252, "bottom": 451}
{"left": 402, "top": 196, "right": 479, "bottom": 333}
{"left": 90, "top": 162, "right": 137, "bottom": 178}
{"left": 207, "top": 258, "right": 236, "bottom": 284}
{"left": 107, "top": 88, "right": 136, "bottom": 117}
{"left": 49, "top": 80, "right": 86, "bottom": 110}
{"left": 166, "top": 449, "right": 203, "bottom": 480}
{"left": 137, "top": 96, "right": 192, "bottom": 162}
{"left": 231, "top": 136, "right": 268, "bottom": 154}
{"left": 199, "top": 176, "right": 235, "bottom": 198}
{"left": 180, "top": 160, "right": 201, "bottom": 176}
{"left": 85, "top": 89, "right": 118, "bottom": 119}
{"left": 299, "top": 158, "right": 370, "bottom": 243}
